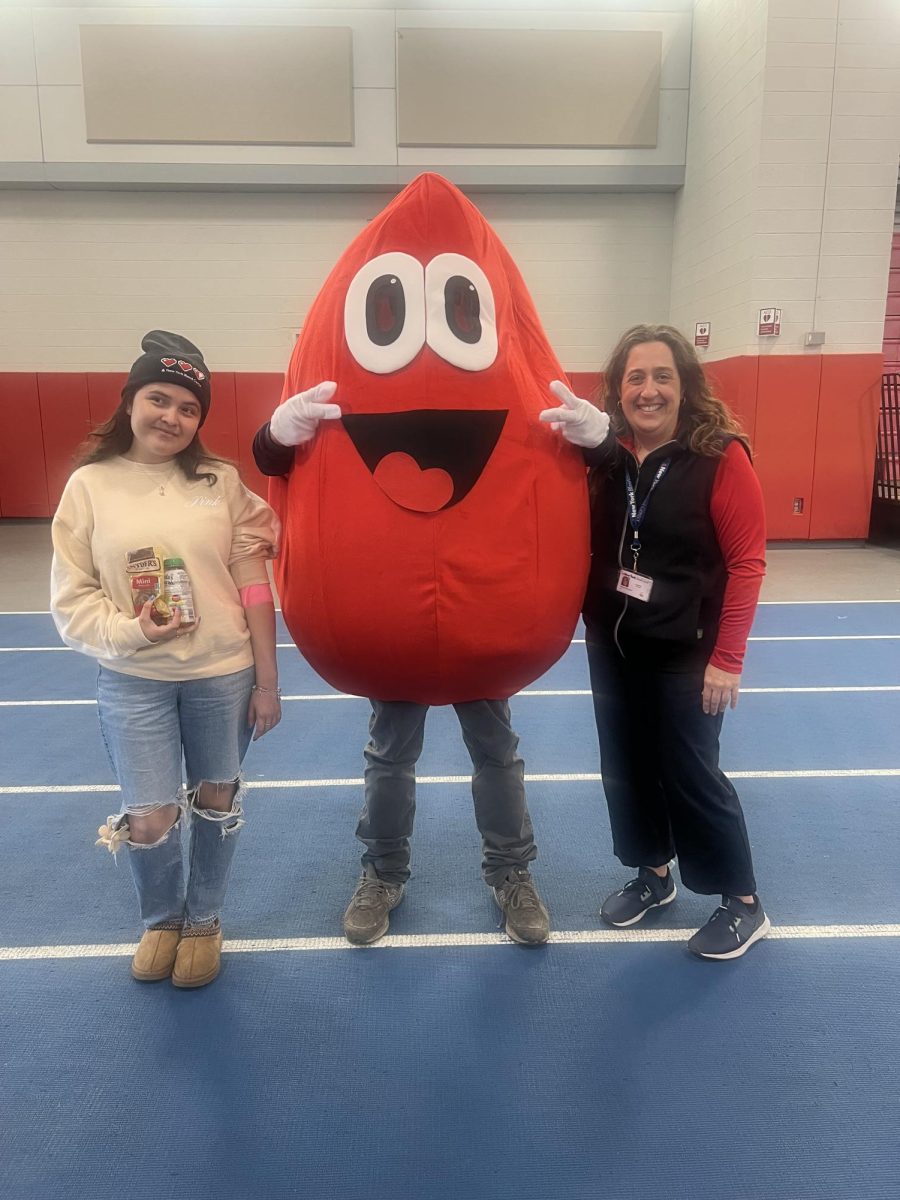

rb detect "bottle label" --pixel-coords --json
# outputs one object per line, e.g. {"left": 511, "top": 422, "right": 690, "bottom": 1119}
{"left": 163, "top": 568, "right": 197, "bottom": 625}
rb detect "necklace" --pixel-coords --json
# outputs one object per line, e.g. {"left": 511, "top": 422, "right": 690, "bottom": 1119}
{"left": 124, "top": 457, "right": 178, "bottom": 495}
{"left": 633, "top": 436, "right": 676, "bottom": 463}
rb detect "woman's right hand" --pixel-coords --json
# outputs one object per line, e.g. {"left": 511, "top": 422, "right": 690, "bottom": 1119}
{"left": 138, "top": 601, "right": 189, "bottom": 644}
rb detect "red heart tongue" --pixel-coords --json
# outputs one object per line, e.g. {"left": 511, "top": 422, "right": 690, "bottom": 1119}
{"left": 372, "top": 452, "right": 453, "bottom": 513}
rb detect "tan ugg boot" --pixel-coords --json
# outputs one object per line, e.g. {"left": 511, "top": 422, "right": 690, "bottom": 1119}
{"left": 131, "top": 927, "right": 182, "bottom": 982}
{"left": 171, "top": 926, "right": 223, "bottom": 989}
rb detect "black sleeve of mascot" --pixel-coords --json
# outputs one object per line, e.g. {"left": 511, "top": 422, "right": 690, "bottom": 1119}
{"left": 580, "top": 428, "right": 619, "bottom": 470}
{"left": 252, "top": 424, "right": 294, "bottom": 477}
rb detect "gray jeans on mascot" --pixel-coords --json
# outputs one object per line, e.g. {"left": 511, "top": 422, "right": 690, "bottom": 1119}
{"left": 356, "top": 699, "right": 537, "bottom": 886}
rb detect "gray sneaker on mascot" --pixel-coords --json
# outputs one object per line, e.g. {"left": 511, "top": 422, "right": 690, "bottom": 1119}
{"left": 493, "top": 868, "right": 550, "bottom": 945}
{"left": 342, "top": 868, "right": 405, "bottom": 945}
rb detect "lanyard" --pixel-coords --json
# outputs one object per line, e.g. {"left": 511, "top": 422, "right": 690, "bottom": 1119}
{"left": 624, "top": 458, "right": 670, "bottom": 571}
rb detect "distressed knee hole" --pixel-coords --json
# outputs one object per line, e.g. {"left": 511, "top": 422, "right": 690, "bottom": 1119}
{"left": 188, "top": 777, "right": 246, "bottom": 837}
{"left": 96, "top": 803, "right": 183, "bottom": 855}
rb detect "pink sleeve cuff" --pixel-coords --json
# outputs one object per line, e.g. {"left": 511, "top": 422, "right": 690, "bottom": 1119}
{"left": 239, "top": 582, "right": 274, "bottom": 608}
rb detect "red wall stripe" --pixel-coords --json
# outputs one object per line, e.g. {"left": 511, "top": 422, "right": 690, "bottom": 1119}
{"left": 0, "top": 374, "right": 50, "bottom": 518}
{"left": 706, "top": 356, "right": 759, "bottom": 443}
{"left": 753, "top": 355, "right": 822, "bottom": 540}
{"left": 234, "top": 373, "right": 285, "bottom": 501}
{"left": 810, "top": 354, "right": 883, "bottom": 539}
{"left": 566, "top": 371, "right": 602, "bottom": 402}
{"left": 37, "top": 373, "right": 92, "bottom": 512}
{"left": 0, "top": 360, "right": 886, "bottom": 539}
{"left": 86, "top": 372, "right": 128, "bottom": 427}
{"left": 201, "top": 372, "right": 240, "bottom": 466}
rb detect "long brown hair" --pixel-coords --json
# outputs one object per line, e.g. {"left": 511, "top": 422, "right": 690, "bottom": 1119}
{"left": 601, "top": 324, "right": 749, "bottom": 457}
{"left": 75, "top": 384, "right": 226, "bottom": 485}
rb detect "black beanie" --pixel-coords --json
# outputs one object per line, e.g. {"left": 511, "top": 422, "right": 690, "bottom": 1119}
{"left": 124, "top": 330, "right": 212, "bottom": 424}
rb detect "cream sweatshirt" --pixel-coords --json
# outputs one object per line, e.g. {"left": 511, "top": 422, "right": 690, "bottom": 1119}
{"left": 51, "top": 456, "right": 279, "bottom": 681}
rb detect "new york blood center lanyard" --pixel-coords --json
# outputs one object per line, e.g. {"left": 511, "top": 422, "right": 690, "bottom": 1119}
{"left": 624, "top": 458, "right": 671, "bottom": 572}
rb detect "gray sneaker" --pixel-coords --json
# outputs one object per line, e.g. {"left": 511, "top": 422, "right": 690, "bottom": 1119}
{"left": 493, "top": 869, "right": 550, "bottom": 945}
{"left": 342, "top": 872, "right": 404, "bottom": 945}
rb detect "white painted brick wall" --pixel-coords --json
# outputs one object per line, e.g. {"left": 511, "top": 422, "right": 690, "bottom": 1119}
{"left": 0, "top": 189, "right": 674, "bottom": 374}
{"left": 670, "top": 0, "right": 769, "bottom": 359}
{"left": 671, "top": 0, "right": 900, "bottom": 359}
{"left": 1, "top": 3, "right": 691, "bottom": 177}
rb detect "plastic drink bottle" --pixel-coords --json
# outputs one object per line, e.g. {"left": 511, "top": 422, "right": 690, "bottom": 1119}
{"left": 163, "top": 558, "right": 197, "bottom": 627}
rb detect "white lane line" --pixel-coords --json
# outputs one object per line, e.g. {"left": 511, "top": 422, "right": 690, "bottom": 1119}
{"left": 521, "top": 686, "right": 900, "bottom": 695}
{"left": 4, "top": 685, "right": 900, "bottom": 707}
{"left": 743, "top": 685, "right": 900, "bottom": 693}
{"left": 3, "top": 601, "right": 899, "bottom": 617}
{"left": 570, "top": 636, "right": 900, "bottom": 644}
{"left": 2, "top": 923, "right": 899, "bottom": 962}
{"left": 2, "top": 768, "right": 899, "bottom": 796}
{"left": 748, "top": 635, "right": 900, "bottom": 641}
{"left": 3, "top": 634, "right": 900, "bottom": 653}
{"left": 8, "top": 631, "right": 900, "bottom": 654}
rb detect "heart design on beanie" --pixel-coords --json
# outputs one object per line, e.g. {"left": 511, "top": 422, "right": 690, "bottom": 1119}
{"left": 178, "top": 360, "right": 193, "bottom": 372}
{"left": 161, "top": 358, "right": 177, "bottom": 367}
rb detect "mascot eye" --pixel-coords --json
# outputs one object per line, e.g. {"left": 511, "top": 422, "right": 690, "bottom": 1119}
{"left": 344, "top": 252, "right": 426, "bottom": 374}
{"left": 367, "top": 275, "right": 406, "bottom": 346}
{"left": 425, "top": 254, "right": 498, "bottom": 371}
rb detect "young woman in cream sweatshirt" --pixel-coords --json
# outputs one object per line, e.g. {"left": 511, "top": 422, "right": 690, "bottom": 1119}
{"left": 51, "top": 331, "right": 281, "bottom": 988}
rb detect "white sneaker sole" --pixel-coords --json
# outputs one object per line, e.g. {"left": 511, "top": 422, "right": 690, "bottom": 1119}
{"left": 689, "top": 914, "right": 772, "bottom": 960}
{"left": 602, "top": 883, "right": 677, "bottom": 928}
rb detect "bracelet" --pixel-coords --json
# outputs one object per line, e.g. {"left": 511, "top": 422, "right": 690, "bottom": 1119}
{"left": 252, "top": 684, "right": 282, "bottom": 698}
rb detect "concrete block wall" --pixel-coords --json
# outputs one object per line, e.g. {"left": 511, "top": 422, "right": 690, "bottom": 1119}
{"left": 0, "top": 1, "right": 691, "bottom": 190}
{"left": 670, "top": 0, "right": 900, "bottom": 539}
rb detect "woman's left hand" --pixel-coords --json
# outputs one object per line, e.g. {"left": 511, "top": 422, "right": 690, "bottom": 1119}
{"left": 702, "top": 664, "right": 741, "bottom": 715}
{"left": 248, "top": 687, "right": 282, "bottom": 741}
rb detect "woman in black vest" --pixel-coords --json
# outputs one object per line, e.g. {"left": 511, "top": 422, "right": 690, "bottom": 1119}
{"left": 541, "top": 324, "right": 769, "bottom": 959}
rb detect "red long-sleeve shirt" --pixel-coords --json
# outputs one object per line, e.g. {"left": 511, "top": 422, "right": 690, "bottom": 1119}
{"left": 707, "top": 440, "right": 767, "bottom": 673}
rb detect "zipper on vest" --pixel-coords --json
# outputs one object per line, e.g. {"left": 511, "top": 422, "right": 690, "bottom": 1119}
{"left": 612, "top": 453, "right": 641, "bottom": 659}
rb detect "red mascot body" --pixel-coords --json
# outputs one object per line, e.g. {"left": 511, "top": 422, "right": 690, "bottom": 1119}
{"left": 270, "top": 173, "right": 589, "bottom": 704}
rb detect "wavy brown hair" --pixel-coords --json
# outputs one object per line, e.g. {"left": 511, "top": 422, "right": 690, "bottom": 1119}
{"left": 75, "top": 385, "right": 227, "bottom": 485}
{"left": 601, "top": 324, "right": 749, "bottom": 457}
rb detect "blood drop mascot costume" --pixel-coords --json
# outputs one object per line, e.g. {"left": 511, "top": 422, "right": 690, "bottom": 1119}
{"left": 269, "top": 173, "right": 589, "bottom": 703}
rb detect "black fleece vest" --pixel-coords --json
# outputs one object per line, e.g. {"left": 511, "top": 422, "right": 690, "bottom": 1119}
{"left": 584, "top": 437, "right": 741, "bottom": 670}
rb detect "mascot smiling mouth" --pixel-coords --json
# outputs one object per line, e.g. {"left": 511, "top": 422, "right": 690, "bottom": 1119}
{"left": 341, "top": 410, "right": 508, "bottom": 512}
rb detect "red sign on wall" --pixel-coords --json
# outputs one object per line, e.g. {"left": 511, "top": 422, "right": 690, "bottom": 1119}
{"left": 694, "top": 322, "right": 710, "bottom": 347}
{"left": 758, "top": 308, "right": 782, "bottom": 336}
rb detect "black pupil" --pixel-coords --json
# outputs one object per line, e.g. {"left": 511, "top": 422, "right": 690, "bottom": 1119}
{"left": 366, "top": 275, "right": 405, "bottom": 346}
{"left": 444, "top": 276, "right": 482, "bottom": 344}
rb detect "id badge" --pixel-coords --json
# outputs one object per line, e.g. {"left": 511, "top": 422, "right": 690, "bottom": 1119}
{"left": 616, "top": 568, "right": 654, "bottom": 602}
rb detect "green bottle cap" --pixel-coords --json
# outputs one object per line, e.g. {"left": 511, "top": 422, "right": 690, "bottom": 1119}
{"left": 164, "top": 557, "right": 184, "bottom": 569}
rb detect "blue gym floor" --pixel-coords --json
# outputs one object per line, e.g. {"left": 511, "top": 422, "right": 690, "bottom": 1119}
{"left": 2, "top": 603, "right": 899, "bottom": 1200}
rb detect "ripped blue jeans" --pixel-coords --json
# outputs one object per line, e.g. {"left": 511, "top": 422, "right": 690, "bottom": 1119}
{"left": 96, "top": 665, "right": 255, "bottom": 930}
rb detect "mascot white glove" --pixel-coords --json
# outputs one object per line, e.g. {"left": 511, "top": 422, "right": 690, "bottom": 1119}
{"left": 539, "top": 380, "right": 610, "bottom": 449}
{"left": 269, "top": 381, "right": 342, "bottom": 447}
